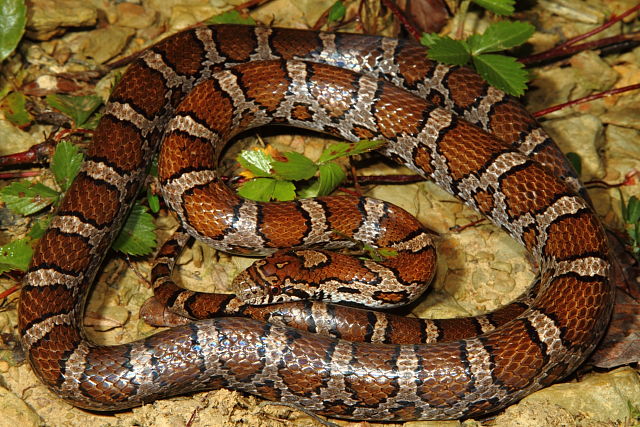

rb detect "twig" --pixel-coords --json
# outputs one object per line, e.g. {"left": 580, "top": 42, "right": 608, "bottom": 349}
{"left": 533, "top": 83, "right": 640, "bottom": 117}
{"left": 380, "top": 0, "right": 421, "bottom": 41}
{"left": 522, "top": 32, "right": 640, "bottom": 65}
{"left": 521, "top": 4, "right": 640, "bottom": 65}
{"left": 0, "top": 141, "right": 55, "bottom": 168}
{"left": 0, "top": 171, "right": 41, "bottom": 179}
{"left": 554, "top": 4, "right": 640, "bottom": 48}
{"left": 586, "top": 169, "right": 638, "bottom": 190}
{"left": 53, "top": 128, "right": 94, "bottom": 142}
{"left": 344, "top": 173, "right": 425, "bottom": 186}
{"left": 455, "top": 0, "right": 471, "bottom": 40}
{"left": 450, "top": 218, "right": 486, "bottom": 232}
{"left": 0, "top": 285, "right": 20, "bottom": 301}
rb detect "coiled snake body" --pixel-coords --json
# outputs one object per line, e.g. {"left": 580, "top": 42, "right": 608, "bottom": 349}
{"left": 18, "top": 25, "right": 613, "bottom": 421}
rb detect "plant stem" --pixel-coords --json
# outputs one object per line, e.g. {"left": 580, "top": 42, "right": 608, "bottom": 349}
{"left": 533, "top": 83, "right": 640, "bottom": 117}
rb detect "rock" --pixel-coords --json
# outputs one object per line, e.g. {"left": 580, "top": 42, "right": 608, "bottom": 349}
{"left": 537, "top": 0, "right": 605, "bottom": 24}
{"left": 64, "top": 26, "right": 136, "bottom": 64}
{"left": 601, "top": 107, "right": 640, "bottom": 130}
{"left": 604, "top": 125, "right": 640, "bottom": 179}
{"left": 569, "top": 50, "right": 619, "bottom": 97}
{"left": 0, "top": 119, "right": 37, "bottom": 156}
{"left": 26, "top": 0, "right": 98, "bottom": 40}
{"left": 116, "top": 2, "right": 158, "bottom": 29}
{"left": 525, "top": 67, "right": 578, "bottom": 118}
{"left": 542, "top": 114, "right": 606, "bottom": 180}
{"left": 0, "top": 386, "right": 42, "bottom": 427}
{"left": 513, "top": 367, "right": 640, "bottom": 423}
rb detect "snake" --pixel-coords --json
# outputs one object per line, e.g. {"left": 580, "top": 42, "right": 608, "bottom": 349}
{"left": 18, "top": 25, "right": 613, "bottom": 421}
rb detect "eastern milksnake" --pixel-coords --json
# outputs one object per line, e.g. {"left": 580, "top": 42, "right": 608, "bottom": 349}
{"left": 18, "top": 25, "right": 613, "bottom": 421}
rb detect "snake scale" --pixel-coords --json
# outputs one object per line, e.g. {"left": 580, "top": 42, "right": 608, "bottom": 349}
{"left": 18, "top": 25, "right": 613, "bottom": 421}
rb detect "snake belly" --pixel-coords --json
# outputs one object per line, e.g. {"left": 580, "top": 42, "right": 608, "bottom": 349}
{"left": 18, "top": 25, "right": 613, "bottom": 421}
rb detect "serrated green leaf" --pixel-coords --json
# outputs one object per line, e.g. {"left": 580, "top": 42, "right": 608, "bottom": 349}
{"left": 237, "top": 149, "right": 273, "bottom": 177}
{"left": 238, "top": 178, "right": 276, "bottom": 202}
{"left": 318, "top": 140, "right": 385, "bottom": 163}
{"left": 112, "top": 203, "right": 156, "bottom": 256}
{"left": 272, "top": 151, "right": 318, "bottom": 181}
{"left": 0, "top": 238, "right": 32, "bottom": 274}
{"left": 206, "top": 10, "right": 256, "bottom": 25}
{"left": 472, "top": 0, "right": 514, "bottom": 15}
{"left": 328, "top": 1, "right": 346, "bottom": 23}
{"left": 27, "top": 217, "right": 51, "bottom": 239}
{"left": 238, "top": 177, "right": 296, "bottom": 202}
{"left": 426, "top": 36, "right": 471, "bottom": 66}
{"left": 1, "top": 92, "right": 31, "bottom": 127}
{"left": 469, "top": 21, "right": 535, "bottom": 55}
{"left": 316, "top": 162, "right": 346, "bottom": 196}
{"left": 419, "top": 32, "right": 440, "bottom": 48}
{"left": 271, "top": 180, "right": 297, "bottom": 201}
{"left": 45, "top": 94, "right": 103, "bottom": 128}
{"left": 0, "top": 181, "right": 59, "bottom": 215}
{"left": 51, "top": 141, "right": 83, "bottom": 192}
{"left": 0, "top": 0, "right": 26, "bottom": 62}
{"left": 472, "top": 53, "right": 528, "bottom": 96}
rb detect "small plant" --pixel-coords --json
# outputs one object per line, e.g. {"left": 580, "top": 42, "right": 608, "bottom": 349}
{"left": 0, "top": 142, "right": 157, "bottom": 274}
{"left": 420, "top": 0, "right": 532, "bottom": 96}
{"left": 236, "top": 140, "right": 384, "bottom": 202}
{"left": 620, "top": 190, "right": 640, "bottom": 261}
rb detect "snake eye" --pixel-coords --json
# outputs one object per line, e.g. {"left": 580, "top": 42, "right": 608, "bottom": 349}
{"left": 270, "top": 286, "right": 281, "bottom": 295}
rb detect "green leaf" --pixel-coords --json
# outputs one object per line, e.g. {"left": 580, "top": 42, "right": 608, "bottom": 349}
{"left": 206, "top": 10, "right": 256, "bottom": 25}
{"left": 327, "top": 1, "right": 346, "bottom": 23}
{"left": 469, "top": 21, "right": 535, "bottom": 55}
{"left": 0, "top": 181, "right": 59, "bottom": 215}
{"left": 45, "top": 94, "right": 103, "bottom": 128}
{"left": 27, "top": 217, "right": 51, "bottom": 239}
{"left": 627, "top": 196, "right": 640, "bottom": 225}
{"left": 238, "top": 178, "right": 276, "bottom": 202}
{"left": 362, "top": 242, "right": 398, "bottom": 262}
{"left": 51, "top": 141, "right": 84, "bottom": 192}
{"left": 272, "top": 180, "right": 297, "bottom": 201}
{"left": 426, "top": 36, "right": 471, "bottom": 66}
{"left": 472, "top": 53, "right": 528, "bottom": 96}
{"left": 297, "top": 178, "right": 321, "bottom": 198}
{"left": 316, "top": 162, "right": 346, "bottom": 196}
{"left": 237, "top": 177, "right": 296, "bottom": 202}
{"left": 272, "top": 152, "right": 317, "bottom": 181}
{"left": 0, "top": 0, "right": 26, "bottom": 62}
{"left": 1, "top": 92, "right": 31, "bottom": 127}
{"left": 0, "top": 238, "right": 32, "bottom": 274}
{"left": 318, "top": 140, "right": 385, "bottom": 163}
{"left": 565, "top": 152, "right": 582, "bottom": 178}
{"left": 237, "top": 149, "right": 273, "bottom": 177}
{"left": 147, "top": 186, "right": 160, "bottom": 213}
{"left": 112, "top": 203, "right": 157, "bottom": 256}
{"left": 472, "top": 0, "right": 514, "bottom": 15}
{"left": 81, "top": 112, "right": 102, "bottom": 130}
{"left": 419, "top": 32, "right": 440, "bottom": 48}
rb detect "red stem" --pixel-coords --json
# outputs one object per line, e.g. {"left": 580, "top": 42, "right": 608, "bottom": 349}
{"left": 533, "top": 83, "right": 640, "bottom": 117}
{"left": 521, "top": 32, "right": 640, "bottom": 65}
{"left": 380, "top": 0, "right": 421, "bottom": 41}
{"left": 521, "top": 4, "right": 640, "bottom": 65}
{"left": 559, "top": 4, "right": 640, "bottom": 47}
{"left": 0, "top": 285, "right": 20, "bottom": 301}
